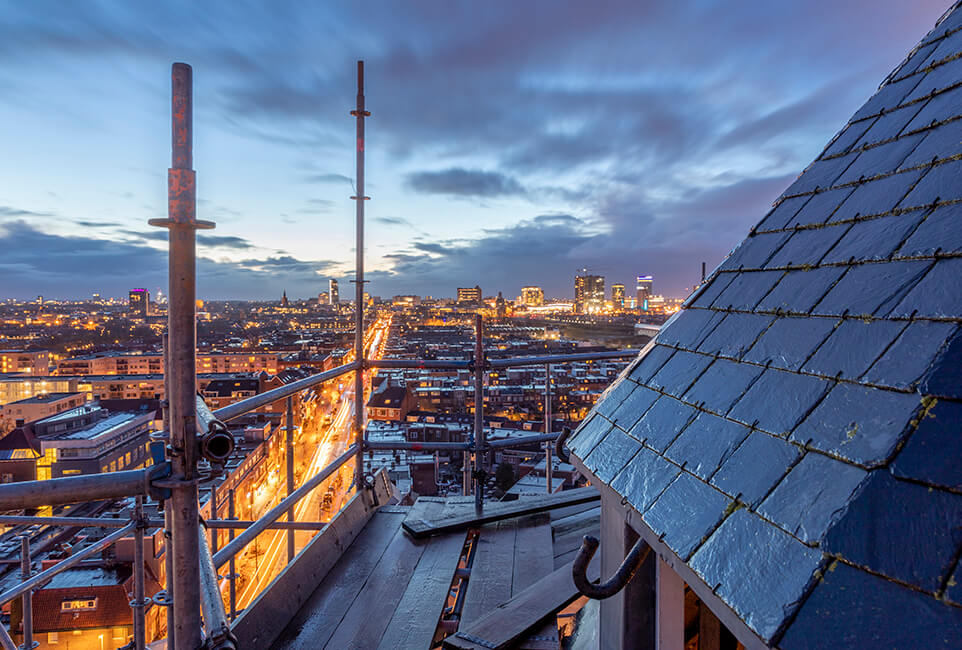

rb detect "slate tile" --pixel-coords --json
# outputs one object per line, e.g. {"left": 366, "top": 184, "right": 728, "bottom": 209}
{"left": 894, "top": 399, "right": 962, "bottom": 490}
{"left": 920, "top": 326, "right": 962, "bottom": 399}
{"left": 801, "top": 319, "right": 907, "bottom": 380}
{"left": 853, "top": 103, "right": 926, "bottom": 148}
{"left": 758, "top": 453, "right": 867, "bottom": 544}
{"left": 696, "top": 312, "right": 774, "bottom": 360}
{"left": 828, "top": 168, "right": 926, "bottom": 222}
{"left": 717, "top": 230, "right": 793, "bottom": 270}
{"left": 628, "top": 395, "right": 698, "bottom": 452}
{"left": 783, "top": 153, "right": 858, "bottom": 196}
{"left": 900, "top": 118, "right": 962, "bottom": 168}
{"left": 899, "top": 158, "right": 962, "bottom": 208}
{"left": 852, "top": 69, "right": 926, "bottom": 120}
{"left": 689, "top": 508, "right": 822, "bottom": 644}
{"left": 765, "top": 224, "right": 851, "bottom": 268}
{"left": 582, "top": 427, "right": 642, "bottom": 485}
{"left": 780, "top": 561, "right": 962, "bottom": 650}
{"left": 864, "top": 321, "right": 957, "bottom": 390}
{"left": 823, "top": 119, "right": 877, "bottom": 157}
{"left": 947, "top": 562, "right": 962, "bottom": 607}
{"left": 755, "top": 195, "right": 811, "bottom": 231}
{"left": 889, "top": 40, "right": 939, "bottom": 81}
{"left": 627, "top": 344, "right": 675, "bottom": 385}
{"left": 891, "top": 257, "right": 962, "bottom": 319}
{"left": 643, "top": 472, "right": 731, "bottom": 560}
{"left": 756, "top": 267, "right": 846, "bottom": 315}
{"left": 791, "top": 383, "right": 922, "bottom": 466}
{"left": 903, "top": 55, "right": 962, "bottom": 103}
{"left": 608, "top": 384, "right": 659, "bottom": 431}
{"left": 785, "top": 186, "right": 855, "bottom": 227}
{"left": 682, "top": 358, "right": 763, "bottom": 415}
{"left": 593, "top": 378, "right": 636, "bottom": 418}
{"left": 689, "top": 272, "right": 736, "bottom": 309}
{"left": 568, "top": 413, "right": 613, "bottom": 460}
{"left": 825, "top": 471, "right": 962, "bottom": 591}
{"left": 898, "top": 203, "right": 962, "bottom": 256}
{"left": 934, "top": 8, "right": 962, "bottom": 34}
{"left": 821, "top": 211, "right": 926, "bottom": 264}
{"left": 665, "top": 413, "right": 751, "bottom": 481}
{"left": 710, "top": 432, "right": 800, "bottom": 505}
{"left": 835, "top": 133, "right": 926, "bottom": 184}
{"left": 920, "top": 26, "right": 962, "bottom": 67}
{"left": 729, "top": 368, "right": 831, "bottom": 436}
{"left": 903, "top": 84, "right": 962, "bottom": 132}
{"left": 710, "top": 270, "right": 784, "bottom": 311}
{"left": 743, "top": 316, "right": 838, "bottom": 371}
{"left": 655, "top": 308, "right": 725, "bottom": 350}
{"left": 647, "top": 350, "right": 714, "bottom": 397}
{"left": 609, "top": 446, "right": 680, "bottom": 513}
{"left": 813, "top": 260, "right": 932, "bottom": 317}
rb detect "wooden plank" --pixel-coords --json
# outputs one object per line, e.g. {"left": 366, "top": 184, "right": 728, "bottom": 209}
{"left": 551, "top": 506, "right": 601, "bottom": 537}
{"left": 460, "top": 519, "right": 517, "bottom": 626}
{"left": 699, "top": 601, "right": 722, "bottom": 650}
{"left": 512, "top": 514, "right": 553, "bottom": 593}
{"left": 547, "top": 500, "right": 599, "bottom": 523}
{"left": 403, "top": 487, "right": 599, "bottom": 538}
{"left": 237, "top": 470, "right": 391, "bottom": 650}
{"left": 443, "top": 560, "right": 592, "bottom": 650}
{"left": 656, "top": 555, "right": 685, "bottom": 650}
{"left": 325, "top": 523, "right": 430, "bottom": 649}
{"left": 377, "top": 532, "right": 466, "bottom": 650}
{"left": 270, "top": 511, "right": 405, "bottom": 649}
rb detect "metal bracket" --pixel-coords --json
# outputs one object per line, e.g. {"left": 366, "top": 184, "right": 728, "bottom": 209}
{"left": 572, "top": 535, "right": 650, "bottom": 599}
{"left": 555, "top": 426, "right": 573, "bottom": 463}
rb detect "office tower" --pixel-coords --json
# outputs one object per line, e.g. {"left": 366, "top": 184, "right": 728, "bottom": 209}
{"left": 574, "top": 270, "right": 604, "bottom": 313}
{"left": 636, "top": 275, "right": 653, "bottom": 310}
{"left": 521, "top": 286, "right": 544, "bottom": 307}
{"left": 128, "top": 288, "right": 149, "bottom": 318}
{"left": 329, "top": 278, "right": 339, "bottom": 304}
{"left": 457, "top": 285, "right": 482, "bottom": 304}
{"left": 612, "top": 283, "right": 626, "bottom": 306}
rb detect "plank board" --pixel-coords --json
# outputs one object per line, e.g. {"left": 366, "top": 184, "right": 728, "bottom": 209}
{"left": 460, "top": 519, "right": 517, "bottom": 627}
{"left": 403, "top": 487, "right": 599, "bottom": 538}
{"left": 377, "top": 532, "right": 466, "bottom": 650}
{"left": 443, "top": 561, "right": 586, "bottom": 650}
{"left": 271, "top": 511, "right": 406, "bottom": 649}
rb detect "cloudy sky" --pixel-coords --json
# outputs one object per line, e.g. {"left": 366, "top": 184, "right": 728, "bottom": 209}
{"left": 0, "top": 1, "right": 950, "bottom": 301}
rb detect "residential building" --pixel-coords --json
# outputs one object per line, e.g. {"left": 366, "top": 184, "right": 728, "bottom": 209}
{"left": 574, "top": 271, "right": 604, "bottom": 313}
{"left": 0, "top": 349, "right": 51, "bottom": 376}
{"left": 128, "top": 288, "right": 149, "bottom": 318}
{"left": 521, "top": 286, "right": 544, "bottom": 307}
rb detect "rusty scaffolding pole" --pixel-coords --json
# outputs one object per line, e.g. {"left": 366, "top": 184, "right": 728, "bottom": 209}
{"left": 148, "top": 62, "right": 212, "bottom": 649}
{"left": 473, "top": 314, "right": 485, "bottom": 510}
{"left": 350, "top": 60, "right": 370, "bottom": 488}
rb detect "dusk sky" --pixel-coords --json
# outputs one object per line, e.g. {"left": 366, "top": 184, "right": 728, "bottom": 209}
{"left": 0, "top": 1, "right": 950, "bottom": 301}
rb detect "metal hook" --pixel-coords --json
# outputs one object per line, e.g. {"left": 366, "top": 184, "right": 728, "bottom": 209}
{"left": 555, "top": 426, "right": 572, "bottom": 463}
{"left": 572, "top": 535, "right": 650, "bottom": 600}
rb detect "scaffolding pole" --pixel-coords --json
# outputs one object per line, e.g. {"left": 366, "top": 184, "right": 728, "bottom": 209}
{"left": 285, "top": 395, "right": 295, "bottom": 563}
{"left": 545, "top": 363, "right": 553, "bottom": 494}
{"left": 473, "top": 314, "right": 484, "bottom": 510}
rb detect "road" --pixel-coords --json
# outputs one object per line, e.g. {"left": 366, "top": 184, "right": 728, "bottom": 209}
{"left": 229, "top": 315, "right": 390, "bottom": 611}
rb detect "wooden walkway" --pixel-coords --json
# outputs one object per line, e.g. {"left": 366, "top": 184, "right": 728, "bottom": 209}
{"left": 272, "top": 493, "right": 601, "bottom": 650}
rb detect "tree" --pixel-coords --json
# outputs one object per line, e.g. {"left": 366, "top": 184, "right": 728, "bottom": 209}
{"left": 494, "top": 462, "right": 516, "bottom": 494}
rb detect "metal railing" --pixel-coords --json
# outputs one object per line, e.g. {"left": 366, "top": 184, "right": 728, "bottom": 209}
{"left": 0, "top": 60, "right": 648, "bottom": 649}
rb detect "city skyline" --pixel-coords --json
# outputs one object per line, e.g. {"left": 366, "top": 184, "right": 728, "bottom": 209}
{"left": 0, "top": 1, "right": 948, "bottom": 300}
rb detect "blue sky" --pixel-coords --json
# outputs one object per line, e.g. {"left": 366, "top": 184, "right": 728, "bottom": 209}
{"left": 0, "top": 0, "right": 950, "bottom": 300}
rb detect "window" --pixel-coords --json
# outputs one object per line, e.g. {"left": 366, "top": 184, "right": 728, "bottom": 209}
{"left": 61, "top": 598, "right": 97, "bottom": 612}
{"left": 47, "top": 632, "right": 58, "bottom": 644}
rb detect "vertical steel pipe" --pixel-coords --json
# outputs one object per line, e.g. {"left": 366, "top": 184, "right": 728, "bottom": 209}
{"left": 350, "top": 60, "right": 369, "bottom": 488}
{"left": 285, "top": 395, "right": 295, "bottom": 563}
{"left": 133, "top": 497, "right": 146, "bottom": 650}
{"left": 545, "top": 363, "right": 553, "bottom": 494}
{"left": 210, "top": 486, "right": 218, "bottom": 553}
{"left": 164, "top": 62, "right": 203, "bottom": 649}
{"left": 227, "top": 490, "right": 237, "bottom": 621}
{"left": 161, "top": 333, "right": 175, "bottom": 650}
{"left": 198, "top": 524, "right": 234, "bottom": 649}
{"left": 19, "top": 537, "right": 32, "bottom": 650}
{"left": 473, "top": 314, "right": 484, "bottom": 510}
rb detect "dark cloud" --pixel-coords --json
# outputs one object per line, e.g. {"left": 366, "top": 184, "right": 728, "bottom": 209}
{"left": 405, "top": 168, "right": 524, "bottom": 198}
{"left": 119, "top": 229, "right": 255, "bottom": 250}
{"left": 74, "top": 220, "right": 123, "bottom": 228}
{"left": 302, "top": 173, "right": 353, "bottom": 185}
{"left": 374, "top": 216, "right": 412, "bottom": 227}
{"left": 0, "top": 206, "right": 53, "bottom": 218}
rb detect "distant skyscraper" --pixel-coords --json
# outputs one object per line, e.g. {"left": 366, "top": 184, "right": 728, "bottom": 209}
{"left": 636, "top": 275, "right": 653, "bottom": 310}
{"left": 329, "top": 278, "right": 339, "bottom": 304}
{"left": 574, "top": 270, "right": 604, "bottom": 313}
{"left": 457, "top": 285, "right": 482, "bottom": 304}
{"left": 521, "top": 286, "right": 544, "bottom": 307}
{"left": 496, "top": 292, "right": 507, "bottom": 319}
{"left": 128, "top": 288, "right": 149, "bottom": 318}
{"left": 318, "top": 291, "right": 329, "bottom": 305}
{"left": 612, "top": 283, "right": 626, "bottom": 306}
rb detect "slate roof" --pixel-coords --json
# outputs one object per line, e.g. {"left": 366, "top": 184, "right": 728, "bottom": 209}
{"left": 568, "top": 5, "right": 962, "bottom": 648}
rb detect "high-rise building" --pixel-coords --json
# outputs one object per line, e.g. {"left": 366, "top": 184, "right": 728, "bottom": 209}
{"left": 612, "top": 283, "right": 626, "bottom": 306}
{"left": 574, "top": 271, "right": 605, "bottom": 313}
{"left": 457, "top": 285, "right": 482, "bottom": 304}
{"left": 521, "top": 286, "right": 544, "bottom": 307}
{"left": 636, "top": 275, "right": 653, "bottom": 310}
{"left": 128, "top": 288, "right": 149, "bottom": 318}
{"left": 329, "top": 279, "right": 339, "bottom": 304}
{"left": 318, "top": 292, "right": 329, "bottom": 305}
{"left": 496, "top": 292, "right": 507, "bottom": 319}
